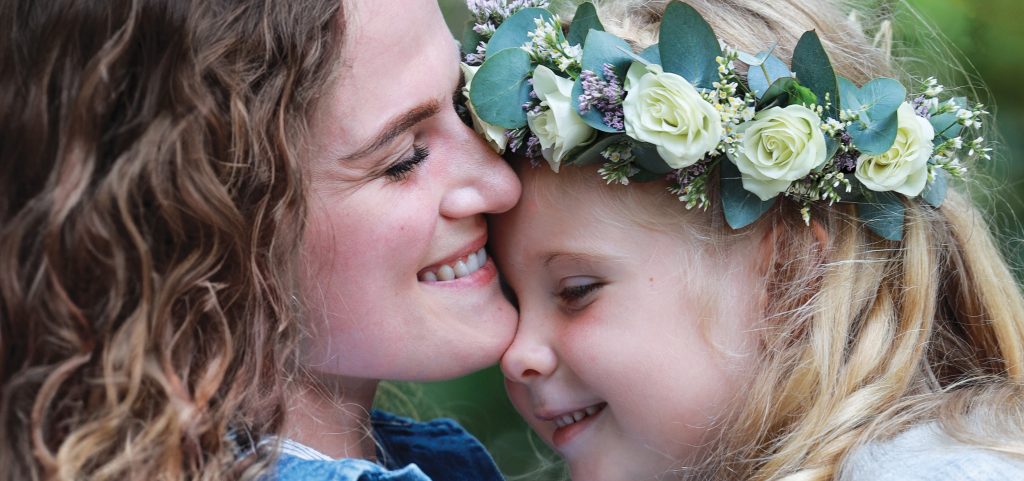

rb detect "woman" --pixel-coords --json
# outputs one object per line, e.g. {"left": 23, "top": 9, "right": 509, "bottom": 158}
{"left": 0, "top": 0, "right": 519, "bottom": 480}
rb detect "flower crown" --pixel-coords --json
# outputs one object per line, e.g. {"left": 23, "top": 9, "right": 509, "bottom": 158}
{"left": 459, "top": 0, "right": 990, "bottom": 240}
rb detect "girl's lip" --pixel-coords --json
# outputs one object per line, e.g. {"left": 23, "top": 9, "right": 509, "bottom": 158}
{"left": 550, "top": 403, "right": 607, "bottom": 448}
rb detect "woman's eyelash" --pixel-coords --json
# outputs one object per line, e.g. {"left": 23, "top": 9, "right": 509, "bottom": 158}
{"left": 384, "top": 144, "right": 429, "bottom": 181}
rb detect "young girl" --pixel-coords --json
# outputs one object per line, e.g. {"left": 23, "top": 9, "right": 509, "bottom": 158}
{"left": 1, "top": 1, "right": 519, "bottom": 480}
{"left": 463, "top": 0, "right": 1024, "bottom": 479}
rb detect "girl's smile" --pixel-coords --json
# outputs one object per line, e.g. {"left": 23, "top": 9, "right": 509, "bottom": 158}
{"left": 493, "top": 165, "right": 762, "bottom": 481}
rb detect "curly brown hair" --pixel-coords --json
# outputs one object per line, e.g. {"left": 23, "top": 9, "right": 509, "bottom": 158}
{"left": 0, "top": 1, "right": 343, "bottom": 479}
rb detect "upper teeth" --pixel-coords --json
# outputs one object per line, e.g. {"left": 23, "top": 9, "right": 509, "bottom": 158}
{"left": 419, "top": 247, "right": 488, "bottom": 282}
{"left": 554, "top": 404, "right": 602, "bottom": 428}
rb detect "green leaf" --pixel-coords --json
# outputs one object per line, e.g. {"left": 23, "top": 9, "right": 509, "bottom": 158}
{"left": 631, "top": 143, "right": 674, "bottom": 174}
{"left": 569, "top": 134, "right": 628, "bottom": 166}
{"left": 658, "top": 1, "right": 722, "bottom": 89}
{"left": 567, "top": 2, "right": 604, "bottom": 47}
{"left": 929, "top": 112, "right": 962, "bottom": 144}
{"left": 721, "top": 159, "right": 776, "bottom": 229}
{"left": 469, "top": 48, "right": 534, "bottom": 129}
{"left": 640, "top": 45, "right": 661, "bottom": 65}
{"left": 839, "top": 176, "right": 866, "bottom": 202}
{"left": 922, "top": 168, "right": 948, "bottom": 207}
{"left": 857, "top": 191, "right": 904, "bottom": 241}
{"left": 792, "top": 31, "right": 839, "bottom": 120}
{"left": 461, "top": 20, "right": 483, "bottom": 57}
{"left": 825, "top": 134, "right": 840, "bottom": 162}
{"left": 486, "top": 7, "right": 554, "bottom": 59}
{"left": 758, "top": 77, "right": 799, "bottom": 109}
{"left": 786, "top": 83, "right": 818, "bottom": 108}
{"left": 746, "top": 52, "right": 792, "bottom": 98}
{"left": 839, "top": 77, "right": 905, "bottom": 155}
{"left": 572, "top": 30, "right": 633, "bottom": 132}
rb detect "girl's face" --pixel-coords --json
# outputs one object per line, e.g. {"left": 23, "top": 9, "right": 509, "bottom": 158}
{"left": 300, "top": 0, "right": 521, "bottom": 381}
{"left": 492, "top": 167, "right": 761, "bottom": 481}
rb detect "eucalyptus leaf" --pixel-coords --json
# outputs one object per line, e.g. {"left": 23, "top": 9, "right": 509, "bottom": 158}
{"left": 658, "top": 1, "right": 721, "bottom": 89}
{"left": 640, "top": 45, "right": 661, "bottom": 65}
{"left": 837, "top": 77, "right": 861, "bottom": 112}
{"left": 746, "top": 52, "right": 792, "bottom": 98}
{"left": 857, "top": 191, "right": 905, "bottom": 241}
{"left": 721, "top": 159, "right": 776, "bottom": 229}
{"left": 631, "top": 143, "right": 674, "bottom": 174}
{"left": 840, "top": 77, "right": 905, "bottom": 155}
{"left": 572, "top": 30, "right": 634, "bottom": 132}
{"left": 824, "top": 134, "right": 839, "bottom": 162}
{"left": 567, "top": 2, "right": 604, "bottom": 47}
{"left": 631, "top": 170, "right": 667, "bottom": 182}
{"left": 461, "top": 20, "right": 483, "bottom": 57}
{"left": 929, "top": 112, "right": 962, "bottom": 144}
{"left": 839, "top": 176, "right": 866, "bottom": 202}
{"left": 922, "top": 168, "right": 948, "bottom": 207}
{"left": 470, "top": 48, "right": 534, "bottom": 129}
{"left": 758, "top": 77, "right": 799, "bottom": 109}
{"left": 486, "top": 7, "right": 554, "bottom": 59}
{"left": 569, "top": 134, "right": 628, "bottom": 166}
{"left": 792, "top": 31, "right": 839, "bottom": 120}
{"left": 736, "top": 50, "right": 761, "bottom": 66}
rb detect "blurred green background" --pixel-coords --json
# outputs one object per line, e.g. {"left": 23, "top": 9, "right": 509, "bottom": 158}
{"left": 378, "top": 1, "right": 1024, "bottom": 479}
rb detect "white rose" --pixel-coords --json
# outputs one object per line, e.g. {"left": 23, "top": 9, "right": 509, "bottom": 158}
{"left": 527, "top": 65, "right": 595, "bottom": 172}
{"left": 622, "top": 62, "right": 722, "bottom": 169}
{"left": 855, "top": 102, "right": 935, "bottom": 196}
{"left": 727, "top": 105, "right": 827, "bottom": 200}
{"left": 461, "top": 63, "right": 509, "bottom": 154}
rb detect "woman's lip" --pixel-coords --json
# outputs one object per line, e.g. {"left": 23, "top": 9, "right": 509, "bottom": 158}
{"left": 420, "top": 255, "right": 497, "bottom": 289}
{"left": 417, "top": 236, "right": 487, "bottom": 276}
{"left": 551, "top": 403, "right": 606, "bottom": 449}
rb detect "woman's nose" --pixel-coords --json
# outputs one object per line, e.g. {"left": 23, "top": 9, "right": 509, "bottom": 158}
{"left": 438, "top": 122, "right": 521, "bottom": 219}
{"left": 500, "top": 324, "right": 557, "bottom": 384}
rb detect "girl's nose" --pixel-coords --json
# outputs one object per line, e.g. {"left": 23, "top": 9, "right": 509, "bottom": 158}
{"left": 500, "top": 327, "right": 557, "bottom": 384}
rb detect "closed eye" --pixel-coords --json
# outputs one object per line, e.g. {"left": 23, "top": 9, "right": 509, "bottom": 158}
{"left": 384, "top": 144, "right": 429, "bottom": 181}
{"left": 556, "top": 277, "right": 604, "bottom": 311}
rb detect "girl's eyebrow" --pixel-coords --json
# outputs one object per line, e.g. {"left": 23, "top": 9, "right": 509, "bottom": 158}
{"left": 542, "top": 251, "right": 625, "bottom": 268}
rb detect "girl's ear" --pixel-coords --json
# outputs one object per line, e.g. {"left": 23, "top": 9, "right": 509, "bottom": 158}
{"left": 756, "top": 219, "right": 829, "bottom": 277}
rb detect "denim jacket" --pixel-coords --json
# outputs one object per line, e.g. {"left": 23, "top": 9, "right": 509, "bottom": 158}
{"left": 270, "top": 410, "right": 504, "bottom": 481}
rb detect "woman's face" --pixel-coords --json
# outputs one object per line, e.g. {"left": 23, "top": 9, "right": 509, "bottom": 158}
{"left": 301, "top": 0, "right": 521, "bottom": 381}
{"left": 492, "top": 167, "right": 760, "bottom": 481}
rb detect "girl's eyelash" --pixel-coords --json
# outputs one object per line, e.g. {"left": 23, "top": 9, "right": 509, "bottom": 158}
{"left": 557, "top": 282, "right": 603, "bottom": 304}
{"left": 384, "top": 144, "right": 429, "bottom": 181}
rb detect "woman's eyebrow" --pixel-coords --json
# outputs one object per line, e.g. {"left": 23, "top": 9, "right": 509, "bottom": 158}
{"left": 338, "top": 100, "right": 440, "bottom": 162}
{"left": 340, "top": 43, "right": 464, "bottom": 163}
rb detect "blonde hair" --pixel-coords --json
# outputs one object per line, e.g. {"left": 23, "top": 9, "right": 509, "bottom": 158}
{"left": 554, "top": 1, "right": 1024, "bottom": 479}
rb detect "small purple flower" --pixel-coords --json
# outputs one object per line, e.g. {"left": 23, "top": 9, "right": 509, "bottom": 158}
{"left": 578, "top": 64, "right": 625, "bottom": 130}
{"left": 833, "top": 151, "right": 858, "bottom": 173}
{"left": 910, "top": 95, "right": 932, "bottom": 119}
{"left": 833, "top": 133, "right": 858, "bottom": 173}
{"left": 524, "top": 134, "right": 542, "bottom": 159}
{"left": 674, "top": 160, "right": 709, "bottom": 188}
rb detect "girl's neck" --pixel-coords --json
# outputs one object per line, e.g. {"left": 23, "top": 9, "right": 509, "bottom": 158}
{"left": 283, "top": 374, "right": 380, "bottom": 460}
